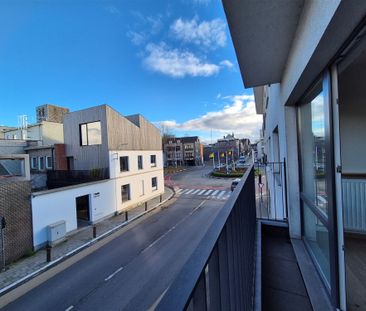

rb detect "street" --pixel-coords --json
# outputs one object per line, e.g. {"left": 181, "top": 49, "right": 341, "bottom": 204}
{"left": 1, "top": 166, "right": 234, "bottom": 311}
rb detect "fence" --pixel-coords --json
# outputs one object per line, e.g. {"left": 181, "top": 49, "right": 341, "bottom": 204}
{"left": 47, "top": 168, "right": 109, "bottom": 189}
{"left": 255, "top": 161, "right": 287, "bottom": 221}
{"left": 156, "top": 165, "right": 256, "bottom": 310}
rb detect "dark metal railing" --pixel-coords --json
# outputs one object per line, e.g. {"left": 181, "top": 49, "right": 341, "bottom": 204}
{"left": 156, "top": 165, "right": 256, "bottom": 311}
{"left": 47, "top": 168, "right": 109, "bottom": 189}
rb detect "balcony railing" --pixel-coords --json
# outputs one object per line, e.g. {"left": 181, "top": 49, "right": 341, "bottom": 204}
{"left": 156, "top": 165, "right": 256, "bottom": 310}
{"left": 47, "top": 168, "right": 109, "bottom": 189}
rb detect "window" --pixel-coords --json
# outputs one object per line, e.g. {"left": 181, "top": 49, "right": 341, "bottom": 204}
{"left": 31, "top": 157, "right": 37, "bottom": 169}
{"left": 152, "top": 177, "right": 157, "bottom": 191}
{"left": 138, "top": 155, "right": 143, "bottom": 170}
{"left": 120, "top": 156, "right": 129, "bottom": 172}
{"left": 38, "top": 156, "right": 45, "bottom": 170}
{"left": 80, "top": 121, "right": 102, "bottom": 146}
{"left": 150, "top": 155, "right": 156, "bottom": 167}
{"left": 46, "top": 156, "right": 52, "bottom": 169}
{"left": 121, "top": 184, "right": 130, "bottom": 202}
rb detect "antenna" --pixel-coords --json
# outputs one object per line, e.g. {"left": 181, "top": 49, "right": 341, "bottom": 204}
{"left": 17, "top": 115, "right": 28, "bottom": 140}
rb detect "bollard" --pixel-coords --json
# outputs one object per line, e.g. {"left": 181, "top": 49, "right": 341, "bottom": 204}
{"left": 93, "top": 225, "right": 97, "bottom": 239}
{"left": 125, "top": 211, "right": 128, "bottom": 221}
{"left": 46, "top": 244, "right": 52, "bottom": 262}
{"left": 160, "top": 194, "right": 162, "bottom": 203}
{"left": 145, "top": 202, "right": 148, "bottom": 212}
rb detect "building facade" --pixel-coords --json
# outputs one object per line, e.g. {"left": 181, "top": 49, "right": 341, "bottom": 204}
{"left": 224, "top": 1, "right": 366, "bottom": 310}
{"left": 163, "top": 136, "right": 203, "bottom": 166}
{"left": 31, "top": 105, "right": 164, "bottom": 248}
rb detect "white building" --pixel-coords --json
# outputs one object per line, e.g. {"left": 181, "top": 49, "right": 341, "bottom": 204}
{"left": 32, "top": 105, "right": 164, "bottom": 249}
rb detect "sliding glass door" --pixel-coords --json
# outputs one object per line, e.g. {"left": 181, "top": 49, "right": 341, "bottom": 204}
{"left": 298, "top": 73, "right": 339, "bottom": 304}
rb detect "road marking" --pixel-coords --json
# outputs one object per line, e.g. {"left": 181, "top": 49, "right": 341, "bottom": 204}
{"left": 176, "top": 188, "right": 183, "bottom": 194}
{"left": 185, "top": 189, "right": 194, "bottom": 194}
{"left": 191, "top": 189, "right": 200, "bottom": 194}
{"left": 197, "top": 189, "right": 206, "bottom": 195}
{"left": 142, "top": 200, "right": 207, "bottom": 253}
{"left": 204, "top": 190, "right": 213, "bottom": 195}
{"left": 104, "top": 267, "right": 124, "bottom": 281}
{"left": 211, "top": 190, "right": 219, "bottom": 196}
{"left": 217, "top": 191, "right": 225, "bottom": 197}
{"left": 65, "top": 306, "right": 74, "bottom": 311}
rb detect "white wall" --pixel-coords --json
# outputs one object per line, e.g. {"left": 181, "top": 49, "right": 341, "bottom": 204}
{"left": 41, "top": 121, "right": 64, "bottom": 145}
{"left": 32, "top": 180, "right": 116, "bottom": 249}
{"left": 109, "top": 150, "right": 164, "bottom": 211}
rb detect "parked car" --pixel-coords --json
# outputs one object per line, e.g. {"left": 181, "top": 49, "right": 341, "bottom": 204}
{"left": 231, "top": 178, "right": 241, "bottom": 191}
{"left": 215, "top": 163, "right": 226, "bottom": 169}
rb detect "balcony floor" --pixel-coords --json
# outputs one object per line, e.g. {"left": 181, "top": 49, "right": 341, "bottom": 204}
{"left": 262, "top": 225, "right": 313, "bottom": 311}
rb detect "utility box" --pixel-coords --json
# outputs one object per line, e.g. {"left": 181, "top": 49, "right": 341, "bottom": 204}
{"left": 47, "top": 220, "right": 66, "bottom": 246}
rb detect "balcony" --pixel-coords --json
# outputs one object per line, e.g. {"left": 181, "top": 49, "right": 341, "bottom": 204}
{"left": 155, "top": 165, "right": 326, "bottom": 311}
{"left": 47, "top": 168, "right": 109, "bottom": 189}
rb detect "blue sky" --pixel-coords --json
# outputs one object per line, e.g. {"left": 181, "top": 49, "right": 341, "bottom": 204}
{"left": 0, "top": 0, "right": 261, "bottom": 142}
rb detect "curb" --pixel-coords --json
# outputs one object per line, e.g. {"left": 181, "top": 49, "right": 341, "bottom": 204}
{"left": 0, "top": 188, "right": 175, "bottom": 297}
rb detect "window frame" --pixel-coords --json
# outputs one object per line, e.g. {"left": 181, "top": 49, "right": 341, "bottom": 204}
{"left": 150, "top": 154, "right": 157, "bottom": 167}
{"left": 152, "top": 177, "right": 158, "bottom": 191}
{"left": 31, "top": 157, "right": 38, "bottom": 169}
{"left": 119, "top": 156, "right": 129, "bottom": 172}
{"left": 79, "top": 121, "right": 102, "bottom": 146}
{"left": 138, "top": 155, "right": 143, "bottom": 170}
{"left": 38, "top": 156, "right": 45, "bottom": 170}
{"left": 46, "top": 156, "right": 53, "bottom": 169}
{"left": 121, "top": 184, "right": 131, "bottom": 203}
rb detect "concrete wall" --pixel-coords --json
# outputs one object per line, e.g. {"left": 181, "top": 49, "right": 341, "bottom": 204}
{"left": 0, "top": 180, "right": 33, "bottom": 263}
{"left": 41, "top": 121, "right": 64, "bottom": 145}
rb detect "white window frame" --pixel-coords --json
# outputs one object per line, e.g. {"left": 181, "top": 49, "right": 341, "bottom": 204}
{"left": 38, "top": 156, "right": 45, "bottom": 170}
{"left": 31, "top": 157, "right": 37, "bottom": 169}
{"left": 46, "top": 156, "right": 52, "bottom": 169}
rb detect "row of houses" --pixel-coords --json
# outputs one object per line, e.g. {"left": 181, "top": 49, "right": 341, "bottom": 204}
{"left": 0, "top": 104, "right": 164, "bottom": 263}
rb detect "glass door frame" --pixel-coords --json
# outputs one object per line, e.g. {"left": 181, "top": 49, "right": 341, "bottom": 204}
{"left": 297, "top": 70, "right": 340, "bottom": 308}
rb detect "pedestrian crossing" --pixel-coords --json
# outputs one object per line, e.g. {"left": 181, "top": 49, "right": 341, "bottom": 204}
{"left": 176, "top": 188, "right": 231, "bottom": 201}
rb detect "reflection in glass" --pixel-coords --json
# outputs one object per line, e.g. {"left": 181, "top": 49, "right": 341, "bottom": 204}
{"left": 303, "top": 203, "right": 330, "bottom": 285}
{"left": 300, "top": 86, "right": 328, "bottom": 216}
{"left": 87, "top": 121, "right": 102, "bottom": 145}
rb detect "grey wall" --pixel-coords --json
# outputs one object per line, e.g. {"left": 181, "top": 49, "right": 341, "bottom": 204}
{"left": 63, "top": 105, "right": 109, "bottom": 170}
{"left": 339, "top": 57, "right": 366, "bottom": 174}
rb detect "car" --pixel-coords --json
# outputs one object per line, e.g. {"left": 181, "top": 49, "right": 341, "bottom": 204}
{"left": 231, "top": 178, "right": 241, "bottom": 191}
{"left": 215, "top": 163, "right": 226, "bottom": 169}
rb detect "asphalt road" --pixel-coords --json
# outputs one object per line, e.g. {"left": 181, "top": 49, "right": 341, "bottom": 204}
{"left": 2, "top": 166, "right": 233, "bottom": 311}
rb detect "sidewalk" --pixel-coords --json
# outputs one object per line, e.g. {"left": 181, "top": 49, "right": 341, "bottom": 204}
{"left": 0, "top": 187, "right": 174, "bottom": 293}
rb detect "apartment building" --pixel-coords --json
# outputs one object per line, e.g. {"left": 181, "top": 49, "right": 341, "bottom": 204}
{"left": 163, "top": 136, "right": 203, "bottom": 166}
{"left": 32, "top": 105, "right": 164, "bottom": 248}
{"left": 224, "top": 1, "right": 366, "bottom": 310}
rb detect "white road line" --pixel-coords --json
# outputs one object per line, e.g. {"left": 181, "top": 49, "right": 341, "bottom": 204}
{"left": 176, "top": 188, "right": 183, "bottom": 194}
{"left": 217, "top": 191, "right": 225, "bottom": 197}
{"left": 180, "top": 189, "right": 189, "bottom": 194}
{"left": 204, "top": 190, "right": 213, "bottom": 195}
{"left": 197, "top": 189, "right": 206, "bottom": 195}
{"left": 191, "top": 189, "right": 200, "bottom": 194}
{"left": 223, "top": 195, "right": 230, "bottom": 200}
{"left": 185, "top": 189, "right": 195, "bottom": 194}
{"left": 211, "top": 190, "right": 219, "bottom": 196}
{"left": 105, "top": 267, "right": 124, "bottom": 281}
{"left": 65, "top": 306, "right": 74, "bottom": 311}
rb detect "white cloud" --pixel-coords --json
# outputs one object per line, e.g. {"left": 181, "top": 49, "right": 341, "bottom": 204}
{"left": 156, "top": 94, "right": 262, "bottom": 140}
{"left": 127, "top": 13, "right": 163, "bottom": 45}
{"left": 105, "top": 5, "right": 120, "bottom": 15}
{"left": 220, "top": 60, "right": 234, "bottom": 69}
{"left": 127, "top": 31, "right": 146, "bottom": 46}
{"left": 143, "top": 43, "right": 220, "bottom": 78}
{"left": 170, "top": 17, "right": 227, "bottom": 49}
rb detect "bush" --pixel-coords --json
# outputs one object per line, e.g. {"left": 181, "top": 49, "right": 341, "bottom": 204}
{"left": 211, "top": 170, "right": 246, "bottom": 178}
